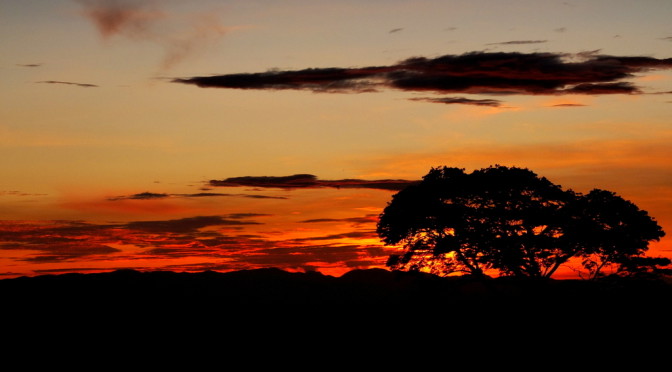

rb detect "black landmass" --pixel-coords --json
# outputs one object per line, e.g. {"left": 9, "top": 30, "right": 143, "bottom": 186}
{"left": 3, "top": 268, "right": 671, "bottom": 358}
{"left": 3, "top": 268, "right": 671, "bottom": 317}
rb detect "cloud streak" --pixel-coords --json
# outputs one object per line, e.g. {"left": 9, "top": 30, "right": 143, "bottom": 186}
{"left": 487, "top": 40, "right": 548, "bottom": 45}
{"left": 107, "top": 191, "right": 287, "bottom": 201}
{"left": 174, "top": 51, "right": 672, "bottom": 103}
{"left": 1, "top": 190, "right": 48, "bottom": 197}
{"left": 37, "top": 80, "right": 98, "bottom": 88}
{"left": 409, "top": 96, "right": 502, "bottom": 106}
{"left": 549, "top": 103, "right": 587, "bottom": 107}
{"left": 209, "top": 174, "right": 419, "bottom": 191}
{"left": 125, "top": 215, "right": 260, "bottom": 233}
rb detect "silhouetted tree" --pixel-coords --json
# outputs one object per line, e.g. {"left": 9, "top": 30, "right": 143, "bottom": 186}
{"left": 377, "top": 165, "right": 667, "bottom": 279}
{"left": 568, "top": 189, "right": 668, "bottom": 279}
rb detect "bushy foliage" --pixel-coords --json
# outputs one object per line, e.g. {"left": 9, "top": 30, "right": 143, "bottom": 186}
{"left": 378, "top": 166, "right": 667, "bottom": 279}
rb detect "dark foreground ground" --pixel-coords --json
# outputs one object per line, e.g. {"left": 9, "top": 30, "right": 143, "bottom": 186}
{"left": 3, "top": 268, "right": 671, "bottom": 363}
{"left": 4, "top": 267, "right": 671, "bottom": 316}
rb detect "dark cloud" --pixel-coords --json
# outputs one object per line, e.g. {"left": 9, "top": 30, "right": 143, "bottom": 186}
{"left": 409, "top": 97, "right": 502, "bottom": 106}
{"left": 37, "top": 80, "right": 99, "bottom": 88}
{"left": 227, "top": 213, "right": 272, "bottom": 219}
{"left": 174, "top": 67, "right": 386, "bottom": 93}
{"left": 242, "top": 194, "right": 288, "bottom": 199}
{"left": 17, "top": 63, "right": 42, "bottom": 67}
{"left": 0, "top": 221, "right": 122, "bottom": 262}
{"left": 389, "top": 28, "right": 403, "bottom": 33}
{"left": 237, "top": 244, "right": 364, "bottom": 268}
{"left": 108, "top": 192, "right": 169, "bottom": 201}
{"left": 563, "top": 82, "right": 637, "bottom": 94}
{"left": 209, "top": 174, "right": 419, "bottom": 191}
{"left": 487, "top": 40, "right": 548, "bottom": 45}
{"left": 125, "top": 215, "right": 260, "bottom": 233}
{"left": 301, "top": 215, "right": 378, "bottom": 226}
{"left": 661, "top": 37, "right": 672, "bottom": 42}
{"left": 211, "top": 174, "right": 319, "bottom": 188}
{"left": 647, "top": 90, "right": 672, "bottom": 95}
{"left": 23, "top": 243, "right": 120, "bottom": 263}
{"left": 288, "top": 231, "right": 378, "bottom": 243}
{"left": 187, "top": 192, "right": 288, "bottom": 200}
{"left": 107, "top": 191, "right": 287, "bottom": 201}
{"left": 174, "top": 51, "right": 672, "bottom": 102}
{"left": 185, "top": 192, "right": 230, "bottom": 197}
{"left": 549, "top": 103, "right": 587, "bottom": 107}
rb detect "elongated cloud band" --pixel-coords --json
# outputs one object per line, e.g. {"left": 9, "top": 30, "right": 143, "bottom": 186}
{"left": 174, "top": 51, "right": 672, "bottom": 103}
{"left": 487, "top": 40, "right": 548, "bottom": 45}
{"left": 37, "top": 80, "right": 98, "bottom": 88}
{"left": 209, "top": 174, "right": 419, "bottom": 191}
{"left": 107, "top": 191, "right": 287, "bottom": 201}
{"left": 409, "top": 97, "right": 502, "bottom": 106}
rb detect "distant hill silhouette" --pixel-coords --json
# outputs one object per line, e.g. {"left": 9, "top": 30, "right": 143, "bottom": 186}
{"left": 3, "top": 268, "right": 671, "bottom": 313}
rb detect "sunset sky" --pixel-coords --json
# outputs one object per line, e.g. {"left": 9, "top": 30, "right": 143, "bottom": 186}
{"left": 2, "top": 0, "right": 671, "bottom": 279}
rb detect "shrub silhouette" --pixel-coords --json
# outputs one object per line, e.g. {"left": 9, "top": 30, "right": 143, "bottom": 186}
{"left": 377, "top": 165, "right": 667, "bottom": 278}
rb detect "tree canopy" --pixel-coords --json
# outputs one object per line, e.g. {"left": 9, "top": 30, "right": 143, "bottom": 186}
{"left": 377, "top": 165, "right": 668, "bottom": 279}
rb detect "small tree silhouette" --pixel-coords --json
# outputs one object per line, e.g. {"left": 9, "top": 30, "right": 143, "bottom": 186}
{"left": 569, "top": 189, "right": 670, "bottom": 279}
{"left": 377, "top": 165, "right": 667, "bottom": 278}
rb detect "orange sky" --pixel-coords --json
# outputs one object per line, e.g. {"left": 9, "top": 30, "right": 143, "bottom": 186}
{"left": 1, "top": 0, "right": 671, "bottom": 278}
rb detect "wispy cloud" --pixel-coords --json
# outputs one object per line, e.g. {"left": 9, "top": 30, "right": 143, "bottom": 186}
{"left": 209, "top": 174, "right": 419, "bottom": 191}
{"left": 75, "top": 0, "right": 234, "bottom": 70}
{"left": 409, "top": 97, "right": 502, "bottom": 106}
{"left": 125, "top": 215, "right": 260, "bottom": 233}
{"left": 37, "top": 80, "right": 98, "bottom": 88}
{"left": 17, "top": 63, "right": 42, "bottom": 68}
{"left": 174, "top": 51, "right": 672, "bottom": 104}
{"left": 487, "top": 40, "right": 548, "bottom": 45}
{"left": 301, "top": 215, "right": 378, "bottom": 226}
{"left": 108, "top": 192, "right": 169, "bottom": 201}
{"left": 1, "top": 190, "right": 48, "bottom": 197}
{"left": 549, "top": 103, "right": 587, "bottom": 107}
{"left": 107, "top": 191, "right": 287, "bottom": 201}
